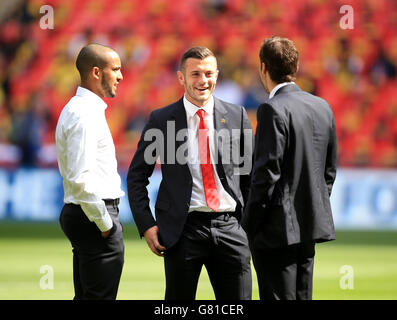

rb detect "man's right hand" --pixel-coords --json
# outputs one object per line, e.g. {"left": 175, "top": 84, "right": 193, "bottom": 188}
{"left": 144, "top": 226, "right": 166, "bottom": 256}
{"left": 101, "top": 225, "right": 113, "bottom": 238}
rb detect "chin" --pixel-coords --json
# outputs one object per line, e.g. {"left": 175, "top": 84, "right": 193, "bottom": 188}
{"left": 199, "top": 93, "right": 210, "bottom": 101}
{"left": 197, "top": 97, "right": 209, "bottom": 105}
{"left": 107, "top": 91, "right": 116, "bottom": 98}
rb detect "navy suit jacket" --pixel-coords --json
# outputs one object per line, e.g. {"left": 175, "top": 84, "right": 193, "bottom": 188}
{"left": 242, "top": 84, "right": 337, "bottom": 248}
{"left": 127, "top": 96, "right": 254, "bottom": 249}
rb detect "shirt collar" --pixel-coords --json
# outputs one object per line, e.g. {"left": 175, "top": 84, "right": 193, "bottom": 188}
{"left": 269, "top": 82, "right": 295, "bottom": 99}
{"left": 76, "top": 86, "right": 108, "bottom": 110}
{"left": 183, "top": 95, "right": 214, "bottom": 118}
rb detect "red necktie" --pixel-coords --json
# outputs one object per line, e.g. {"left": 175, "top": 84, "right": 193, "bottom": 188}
{"left": 196, "top": 109, "right": 220, "bottom": 212}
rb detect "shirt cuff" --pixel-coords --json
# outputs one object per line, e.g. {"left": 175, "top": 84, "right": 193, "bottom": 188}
{"left": 93, "top": 213, "right": 113, "bottom": 232}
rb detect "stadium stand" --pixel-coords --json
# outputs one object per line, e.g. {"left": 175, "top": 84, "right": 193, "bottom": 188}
{"left": 0, "top": 0, "right": 396, "bottom": 169}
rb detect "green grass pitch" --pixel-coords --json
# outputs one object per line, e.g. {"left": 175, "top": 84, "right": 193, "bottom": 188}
{"left": 0, "top": 222, "right": 396, "bottom": 300}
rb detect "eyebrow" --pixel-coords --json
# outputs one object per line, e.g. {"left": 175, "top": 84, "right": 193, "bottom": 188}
{"left": 190, "top": 69, "right": 215, "bottom": 74}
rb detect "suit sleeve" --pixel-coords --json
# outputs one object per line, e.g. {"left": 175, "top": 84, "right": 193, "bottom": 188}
{"left": 247, "top": 103, "right": 287, "bottom": 214}
{"left": 324, "top": 115, "right": 337, "bottom": 195}
{"left": 127, "top": 111, "right": 159, "bottom": 237}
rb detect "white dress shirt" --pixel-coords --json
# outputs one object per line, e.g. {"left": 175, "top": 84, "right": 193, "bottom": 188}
{"left": 55, "top": 86, "right": 124, "bottom": 231}
{"left": 269, "top": 81, "right": 295, "bottom": 99}
{"left": 183, "top": 95, "right": 236, "bottom": 212}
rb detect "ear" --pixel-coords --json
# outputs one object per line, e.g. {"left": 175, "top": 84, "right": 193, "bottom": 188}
{"left": 260, "top": 62, "right": 266, "bottom": 75}
{"left": 91, "top": 66, "right": 101, "bottom": 80}
{"left": 177, "top": 70, "right": 185, "bottom": 85}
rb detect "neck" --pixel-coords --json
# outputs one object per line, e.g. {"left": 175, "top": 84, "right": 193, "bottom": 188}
{"left": 80, "top": 81, "right": 104, "bottom": 99}
{"left": 185, "top": 94, "right": 210, "bottom": 108}
{"left": 265, "top": 74, "right": 278, "bottom": 95}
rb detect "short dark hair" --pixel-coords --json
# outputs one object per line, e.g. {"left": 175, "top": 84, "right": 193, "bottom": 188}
{"left": 179, "top": 46, "right": 216, "bottom": 72}
{"left": 75, "top": 43, "right": 114, "bottom": 81}
{"left": 259, "top": 36, "right": 299, "bottom": 83}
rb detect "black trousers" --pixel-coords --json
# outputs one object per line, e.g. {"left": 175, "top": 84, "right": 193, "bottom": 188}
{"left": 59, "top": 202, "right": 124, "bottom": 300}
{"left": 164, "top": 212, "right": 252, "bottom": 300}
{"left": 251, "top": 241, "right": 315, "bottom": 300}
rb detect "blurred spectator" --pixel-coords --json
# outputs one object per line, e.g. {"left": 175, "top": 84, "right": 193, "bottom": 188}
{"left": 214, "top": 76, "right": 245, "bottom": 106}
{"left": 0, "top": 0, "right": 396, "bottom": 168}
{"left": 370, "top": 48, "right": 396, "bottom": 86}
{"left": 9, "top": 91, "right": 50, "bottom": 167}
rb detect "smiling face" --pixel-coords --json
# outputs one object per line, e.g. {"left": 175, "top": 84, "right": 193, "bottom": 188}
{"left": 99, "top": 50, "right": 123, "bottom": 98}
{"left": 177, "top": 56, "right": 219, "bottom": 107}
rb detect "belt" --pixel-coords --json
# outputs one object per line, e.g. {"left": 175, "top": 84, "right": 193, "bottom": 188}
{"left": 103, "top": 198, "right": 120, "bottom": 206}
{"left": 189, "top": 210, "right": 237, "bottom": 221}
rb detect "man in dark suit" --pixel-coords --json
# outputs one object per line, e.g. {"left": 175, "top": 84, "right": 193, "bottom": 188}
{"left": 127, "top": 46, "right": 253, "bottom": 300}
{"left": 242, "top": 36, "right": 338, "bottom": 300}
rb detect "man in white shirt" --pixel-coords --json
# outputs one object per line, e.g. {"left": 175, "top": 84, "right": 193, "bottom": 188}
{"left": 56, "top": 44, "right": 124, "bottom": 300}
{"left": 127, "top": 47, "right": 253, "bottom": 299}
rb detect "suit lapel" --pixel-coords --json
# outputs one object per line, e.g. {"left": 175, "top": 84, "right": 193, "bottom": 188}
{"left": 171, "top": 98, "right": 188, "bottom": 142}
{"left": 170, "top": 98, "right": 191, "bottom": 179}
{"left": 213, "top": 98, "right": 228, "bottom": 166}
{"left": 213, "top": 97, "right": 228, "bottom": 131}
{"left": 213, "top": 98, "right": 232, "bottom": 193}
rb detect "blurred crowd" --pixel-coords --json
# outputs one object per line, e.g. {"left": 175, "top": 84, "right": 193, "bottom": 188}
{"left": 0, "top": 0, "right": 396, "bottom": 169}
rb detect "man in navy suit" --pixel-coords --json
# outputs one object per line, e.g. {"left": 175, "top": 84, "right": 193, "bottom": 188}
{"left": 127, "top": 47, "right": 253, "bottom": 300}
{"left": 242, "top": 36, "right": 338, "bottom": 300}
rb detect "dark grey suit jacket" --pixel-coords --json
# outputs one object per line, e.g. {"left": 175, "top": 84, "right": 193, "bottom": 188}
{"left": 127, "top": 97, "right": 253, "bottom": 249}
{"left": 242, "top": 84, "right": 337, "bottom": 248}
